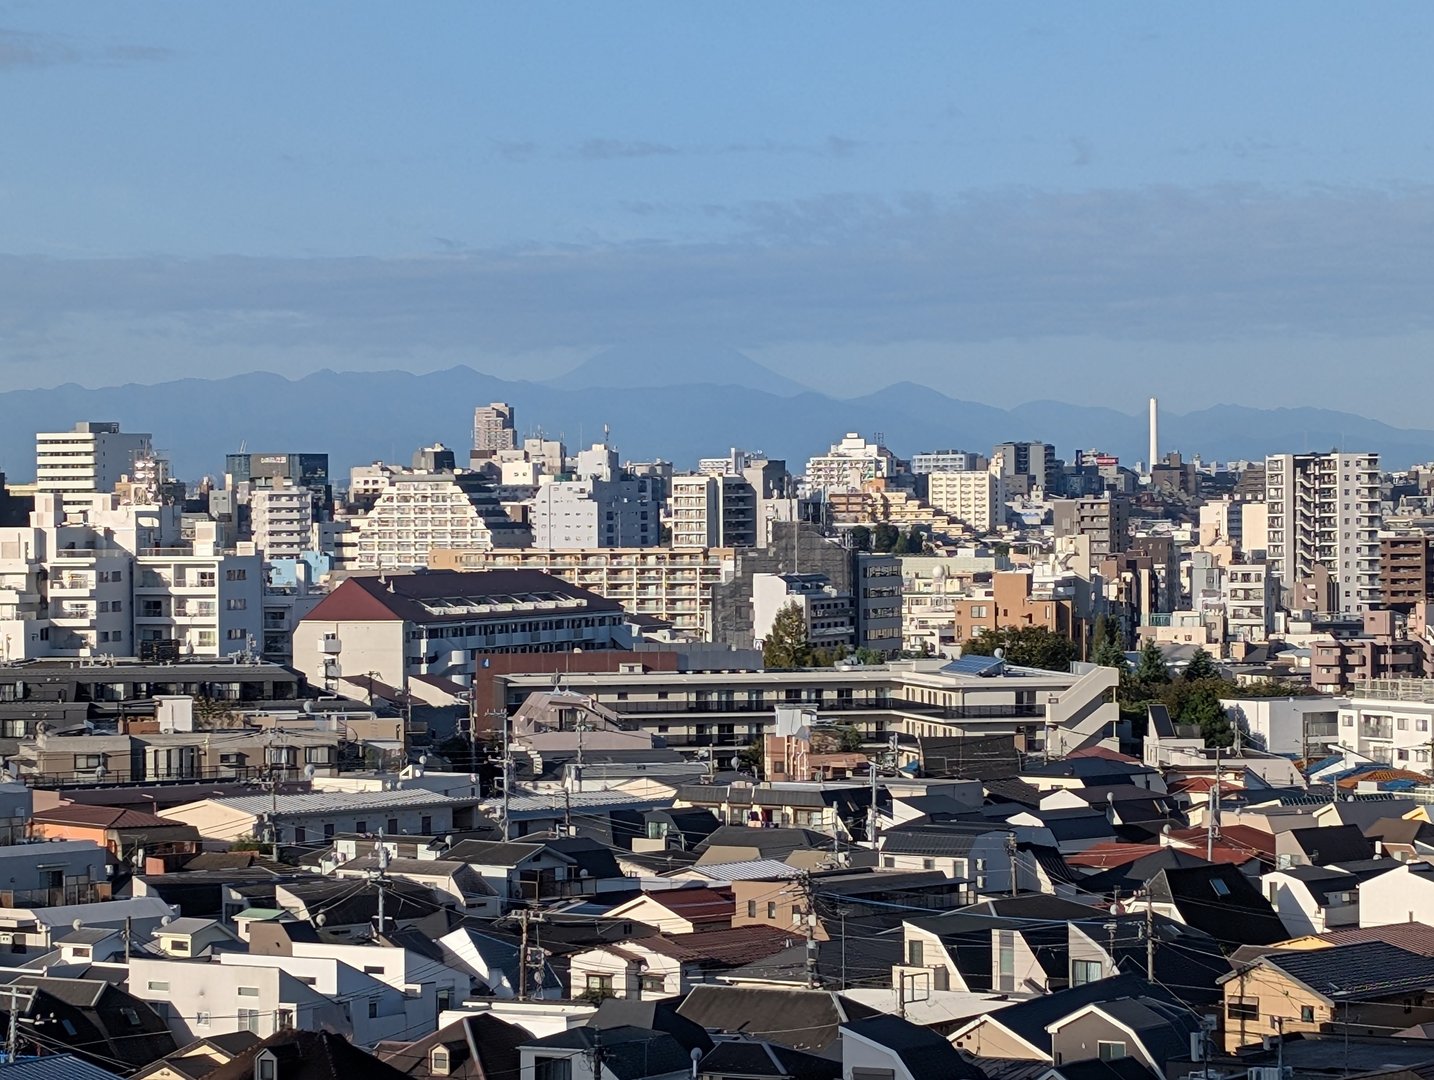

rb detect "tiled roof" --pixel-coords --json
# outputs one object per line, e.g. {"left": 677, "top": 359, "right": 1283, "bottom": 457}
{"left": 687, "top": 859, "right": 801, "bottom": 881}
{"left": 1311, "top": 924, "right": 1434, "bottom": 957}
{"left": 642, "top": 924, "right": 799, "bottom": 965}
{"left": 301, "top": 569, "right": 622, "bottom": 625}
{"left": 183, "top": 789, "right": 465, "bottom": 816}
{"left": 1068, "top": 842, "right": 1163, "bottom": 870}
{"left": 1255, "top": 941, "right": 1434, "bottom": 999}
{"left": 32, "top": 804, "right": 176, "bottom": 829}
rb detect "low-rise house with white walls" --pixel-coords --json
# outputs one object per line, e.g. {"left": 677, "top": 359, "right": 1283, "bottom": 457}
{"left": 1357, "top": 860, "right": 1434, "bottom": 927}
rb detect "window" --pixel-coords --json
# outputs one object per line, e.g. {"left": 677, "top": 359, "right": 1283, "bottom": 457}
{"left": 226, "top": 598, "right": 248, "bottom": 610}
{"left": 1228, "top": 997, "right": 1259, "bottom": 1020}
{"left": 227, "top": 628, "right": 246, "bottom": 640}
{"left": 368, "top": 1000, "right": 379, "bottom": 1019}
{"left": 277, "top": 1009, "right": 293, "bottom": 1030}
{"left": 1072, "top": 959, "right": 1104, "bottom": 986}
{"left": 259, "top": 1057, "right": 277, "bottom": 1080}
{"left": 238, "top": 1008, "right": 260, "bottom": 1032}
{"left": 585, "top": 974, "right": 613, "bottom": 994}
{"left": 534, "top": 1057, "right": 573, "bottom": 1080}
{"left": 356, "top": 820, "right": 368, "bottom": 834}
{"left": 74, "top": 754, "right": 103, "bottom": 771}
{"left": 324, "top": 824, "right": 335, "bottom": 840}
{"left": 767, "top": 902, "right": 777, "bottom": 919}
{"left": 431, "top": 1047, "right": 451, "bottom": 1076}
{"left": 146, "top": 981, "right": 169, "bottom": 991}
{"left": 907, "top": 940, "right": 924, "bottom": 966}
{"left": 387, "top": 818, "right": 399, "bottom": 834}
{"left": 998, "top": 940, "right": 1014, "bottom": 978}
{"left": 1098, "top": 1042, "right": 1127, "bottom": 1061}
{"left": 640, "top": 974, "right": 665, "bottom": 993}
{"left": 226, "top": 569, "right": 247, "bottom": 581}
{"left": 238, "top": 986, "right": 260, "bottom": 997}
{"left": 195, "top": 1011, "right": 210, "bottom": 1027}
{"left": 747, "top": 900, "right": 757, "bottom": 918}
{"left": 1300, "top": 1005, "right": 1315, "bottom": 1022}
{"left": 1210, "top": 879, "right": 1230, "bottom": 897}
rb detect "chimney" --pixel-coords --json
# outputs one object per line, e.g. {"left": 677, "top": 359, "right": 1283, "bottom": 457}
{"left": 1148, "top": 397, "right": 1159, "bottom": 472}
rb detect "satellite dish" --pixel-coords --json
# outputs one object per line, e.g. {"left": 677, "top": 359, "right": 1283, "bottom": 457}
{"left": 94, "top": 765, "right": 107, "bottom": 781}
{"left": 303, "top": 764, "right": 317, "bottom": 780}
{"left": 315, "top": 913, "right": 326, "bottom": 927}
{"left": 71, "top": 919, "right": 83, "bottom": 933}
{"left": 418, "top": 754, "right": 429, "bottom": 766}
{"left": 303, "top": 701, "right": 316, "bottom": 715}
{"left": 160, "top": 915, "right": 171, "bottom": 927}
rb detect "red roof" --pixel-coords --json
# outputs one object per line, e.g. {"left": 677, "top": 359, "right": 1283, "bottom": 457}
{"left": 643, "top": 924, "right": 797, "bottom": 965}
{"left": 1067, "top": 747, "right": 1142, "bottom": 764}
{"left": 1067, "top": 842, "right": 1164, "bottom": 870}
{"left": 1312, "top": 924, "right": 1434, "bottom": 956}
{"left": 301, "top": 570, "right": 621, "bottom": 626}
{"left": 1163, "top": 824, "right": 1274, "bottom": 863}
{"left": 33, "top": 803, "right": 177, "bottom": 829}
{"left": 646, "top": 886, "right": 736, "bottom": 923}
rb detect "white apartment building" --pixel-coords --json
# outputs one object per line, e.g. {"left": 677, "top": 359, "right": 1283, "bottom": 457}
{"left": 1222, "top": 562, "right": 1276, "bottom": 643}
{"left": 752, "top": 572, "right": 856, "bottom": 653}
{"left": 1266, "top": 452, "right": 1382, "bottom": 614}
{"left": 428, "top": 546, "right": 734, "bottom": 639}
{"left": 35, "top": 421, "right": 152, "bottom": 510}
{"left": 249, "top": 480, "right": 314, "bottom": 560}
{"left": 340, "top": 472, "right": 530, "bottom": 572}
{"left": 926, "top": 468, "right": 1007, "bottom": 533}
{"left": 1334, "top": 679, "right": 1434, "bottom": 768}
{"left": 911, "top": 450, "right": 987, "bottom": 475}
{"left": 530, "top": 477, "right": 656, "bottom": 549}
{"left": 0, "top": 494, "right": 261, "bottom": 660}
{"left": 804, "top": 434, "right": 897, "bottom": 493}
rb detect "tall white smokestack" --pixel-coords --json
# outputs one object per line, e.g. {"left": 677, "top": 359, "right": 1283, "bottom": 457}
{"left": 1148, "top": 397, "right": 1159, "bottom": 473}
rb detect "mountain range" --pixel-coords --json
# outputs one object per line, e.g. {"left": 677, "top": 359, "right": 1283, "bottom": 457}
{"left": 0, "top": 347, "right": 1431, "bottom": 481}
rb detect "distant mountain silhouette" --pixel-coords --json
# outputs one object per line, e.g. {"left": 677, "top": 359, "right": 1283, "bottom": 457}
{"left": 548, "top": 342, "right": 812, "bottom": 397}
{"left": 0, "top": 367, "right": 1430, "bottom": 482}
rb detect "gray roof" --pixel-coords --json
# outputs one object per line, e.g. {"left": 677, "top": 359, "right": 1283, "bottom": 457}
{"left": 195, "top": 789, "right": 466, "bottom": 816}
{"left": 0, "top": 1055, "right": 123, "bottom": 1080}
{"left": 1256, "top": 941, "right": 1434, "bottom": 1000}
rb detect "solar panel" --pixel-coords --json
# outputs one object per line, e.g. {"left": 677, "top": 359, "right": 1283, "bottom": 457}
{"left": 941, "top": 655, "right": 1006, "bottom": 677}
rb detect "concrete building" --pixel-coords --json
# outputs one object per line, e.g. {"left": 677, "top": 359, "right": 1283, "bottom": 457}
{"left": 902, "top": 569, "right": 1079, "bottom": 655}
{"left": 1222, "top": 695, "right": 1345, "bottom": 757}
{"left": 926, "top": 468, "right": 1007, "bottom": 533}
{"left": 992, "top": 441, "right": 1056, "bottom": 496}
{"left": 35, "top": 422, "right": 153, "bottom": 510}
{"left": 1332, "top": 678, "right": 1434, "bottom": 768}
{"left": 1381, "top": 528, "right": 1434, "bottom": 611}
{"left": 1266, "top": 452, "right": 1382, "bottom": 614}
{"left": 249, "top": 480, "right": 314, "bottom": 561}
{"left": 428, "top": 546, "right": 733, "bottom": 640}
{"left": 292, "top": 568, "right": 628, "bottom": 691}
{"left": 1053, "top": 495, "right": 1131, "bottom": 559}
{"left": 340, "top": 470, "right": 530, "bottom": 571}
{"left": 1311, "top": 610, "right": 1423, "bottom": 693}
{"left": 225, "top": 452, "right": 332, "bottom": 518}
{"left": 530, "top": 477, "right": 657, "bottom": 549}
{"left": 752, "top": 573, "right": 856, "bottom": 654}
{"left": 911, "top": 450, "right": 987, "bottom": 475}
{"left": 473, "top": 402, "right": 517, "bottom": 454}
{"left": 804, "top": 434, "right": 897, "bottom": 493}
{"left": 669, "top": 474, "right": 757, "bottom": 549}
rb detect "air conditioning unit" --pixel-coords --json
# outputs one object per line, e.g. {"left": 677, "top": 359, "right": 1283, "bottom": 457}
{"left": 0, "top": 933, "right": 14, "bottom": 945}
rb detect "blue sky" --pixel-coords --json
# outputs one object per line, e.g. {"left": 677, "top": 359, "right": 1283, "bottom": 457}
{"left": 2, "top": 3, "right": 1433, "bottom": 422}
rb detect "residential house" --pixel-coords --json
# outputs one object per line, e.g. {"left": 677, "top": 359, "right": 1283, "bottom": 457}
{"left": 1218, "top": 941, "right": 1434, "bottom": 1051}
{"left": 1275, "top": 825, "right": 1377, "bottom": 869}
{"left": 1046, "top": 997, "right": 1202, "bottom": 1072}
{"left": 566, "top": 925, "right": 799, "bottom": 1001}
{"left": 132, "top": 1033, "right": 262, "bottom": 1080}
{"left": 1261, "top": 867, "right": 1364, "bottom": 936}
{"left": 674, "top": 985, "right": 878, "bottom": 1058}
{"left": 29, "top": 803, "right": 201, "bottom": 866}
{"left": 1358, "top": 861, "right": 1434, "bottom": 927}
{"left": 0, "top": 839, "right": 110, "bottom": 907}
{"left": 375, "top": 1013, "right": 529, "bottom": 1080}
{"left": 160, "top": 789, "right": 472, "bottom": 846}
{"left": 1129, "top": 865, "right": 1289, "bottom": 949}
{"left": 518, "top": 1024, "right": 694, "bottom": 1080}
{"left": 334, "top": 856, "right": 500, "bottom": 916}
{"left": 604, "top": 887, "right": 735, "bottom": 934}
{"left": 840, "top": 1014, "right": 988, "bottom": 1080}
{"left": 0, "top": 975, "right": 178, "bottom": 1076}
{"left": 200, "top": 1029, "right": 411, "bottom": 1080}
{"left": 152, "top": 917, "right": 240, "bottom": 958}
{"left": 950, "top": 974, "right": 1159, "bottom": 1061}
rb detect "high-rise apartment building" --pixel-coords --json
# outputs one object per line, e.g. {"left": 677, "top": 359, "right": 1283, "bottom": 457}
{"left": 531, "top": 477, "right": 657, "bottom": 549}
{"left": 926, "top": 468, "right": 1007, "bottom": 532}
{"left": 35, "top": 422, "right": 153, "bottom": 510}
{"left": 1266, "top": 452, "right": 1382, "bottom": 614}
{"left": 911, "top": 450, "right": 988, "bottom": 475}
{"left": 249, "top": 480, "right": 315, "bottom": 561}
{"left": 992, "top": 441, "right": 1057, "bottom": 496}
{"left": 804, "top": 434, "right": 897, "bottom": 493}
{"left": 669, "top": 474, "right": 758, "bottom": 549}
{"left": 1053, "top": 495, "right": 1131, "bottom": 559}
{"left": 473, "top": 402, "right": 517, "bottom": 453}
{"left": 1379, "top": 529, "right": 1434, "bottom": 612}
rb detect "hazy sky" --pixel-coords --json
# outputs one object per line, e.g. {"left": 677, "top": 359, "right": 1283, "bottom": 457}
{"left": 2, "top": 3, "right": 1433, "bottom": 422}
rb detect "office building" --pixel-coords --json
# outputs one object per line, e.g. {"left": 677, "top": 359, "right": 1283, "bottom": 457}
{"left": 473, "top": 402, "right": 517, "bottom": 453}
{"left": 1266, "top": 452, "right": 1382, "bottom": 614}
{"left": 35, "top": 422, "right": 153, "bottom": 510}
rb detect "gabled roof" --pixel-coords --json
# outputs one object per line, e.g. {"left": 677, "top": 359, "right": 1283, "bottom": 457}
{"left": 301, "top": 570, "right": 621, "bottom": 625}
{"left": 376, "top": 1013, "right": 525, "bottom": 1080}
{"left": 951, "top": 975, "right": 1159, "bottom": 1056}
{"left": 1310, "top": 923, "right": 1434, "bottom": 956}
{"left": 32, "top": 804, "right": 180, "bottom": 829}
{"left": 697, "top": 1038, "right": 841, "bottom": 1080}
{"left": 675, "top": 985, "right": 879, "bottom": 1055}
{"left": 522, "top": 1025, "right": 692, "bottom": 1080}
{"left": 205, "top": 1029, "right": 408, "bottom": 1080}
{"left": 842, "top": 1014, "right": 988, "bottom": 1079}
{"left": 1286, "top": 824, "right": 1375, "bottom": 865}
{"left": 1146, "top": 864, "right": 1288, "bottom": 947}
{"left": 1229, "top": 941, "right": 1434, "bottom": 1002}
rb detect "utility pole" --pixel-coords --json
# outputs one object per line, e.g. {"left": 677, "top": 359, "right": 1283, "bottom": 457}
{"left": 588, "top": 1027, "right": 607, "bottom": 1080}
{"left": 866, "top": 743, "right": 880, "bottom": 846}
{"left": 124, "top": 916, "right": 132, "bottom": 963}
{"left": 0, "top": 985, "right": 31, "bottom": 1064}
{"left": 373, "top": 829, "right": 390, "bottom": 938}
{"left": 798, "top": 871, "right": 818, "bottom": 990}
{"left": 1005, "top": 832, "right": 1018, "bottom": 897}
{"left": 1207, "top": 744, "right": 1221, "bottom": 862}
{"left": 517, "top": 909, "right": 530, "bottom": 1000}
{"left": 1145, "top": 895, "right": 1155, "bottom": 981}
{"left": 488, "top": 708, "right": 513, "bottom": 842}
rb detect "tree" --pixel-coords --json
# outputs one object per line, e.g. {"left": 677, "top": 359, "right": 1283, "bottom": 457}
{"left": 833, "top": 725, "right": 864, "bottom": 753}
{"left": 873, "top": 523, "right": 900, "bottom": 553}
{"left": 892, "top": 525, "right": 924, "bottom": 555}
{"left": 736, "top": 740, "right": 763, "bottom": 776}
{"left": 1182, "top": 682, "right": 1234, "bottom": 747}
{"left": 763, "top": 602, "right": 812, "bottom": 669}
{"left": 962, "top": 626, "right": 1078, "bottom": 672}
{"left": 1134, "top": 640, "right": 1171, "bottom": 687}
{"left": 848, "top": 525, "right": 872, "bottom": 552}
{"left": 1183, "top": 648, "right": 1219, "bottom": 682}
{"left": 853, "top": 647, "right": 884, "bottom": 665}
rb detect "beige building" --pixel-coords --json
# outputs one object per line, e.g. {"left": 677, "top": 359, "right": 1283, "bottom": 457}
{"left": 429, "top": 546, "right": 734, "bottom": 639}
{"left": 927, "top": 468, "right": 1007, "bottom": 533}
